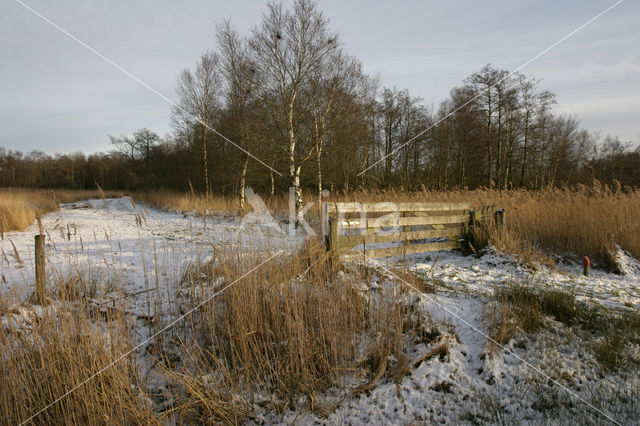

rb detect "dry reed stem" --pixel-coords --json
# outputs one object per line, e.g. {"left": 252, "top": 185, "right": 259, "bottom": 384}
{"left": 160, "top": 242, "right": 417, "bottom": 419}
{"left": 0, "top": 188, "right": 124, "bottom": 232}
{"left": 0, "top": 302, "right": 158, "bottom": 424}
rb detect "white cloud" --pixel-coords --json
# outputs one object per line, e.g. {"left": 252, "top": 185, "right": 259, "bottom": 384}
{"left": 0, "top": 0, "right": 638, "bottom": 153}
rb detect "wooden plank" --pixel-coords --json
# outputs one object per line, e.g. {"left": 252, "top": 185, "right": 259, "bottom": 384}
{"left": 339, "top": 214, "right": 470, "bottom": 229}
{"left": 338, "top": 216, "right": 489, "bottom": 236}
{"left": 402, "top": 211, "right": 410, "bottom": 261}
{"left": 326, "top": 202, "right": 471, "bottom": 214}
{"left": 338, "top": 227, "right": 467, "bottom": 246}
{"left": 340, "top": 240, "right": 462, "bottom": 261}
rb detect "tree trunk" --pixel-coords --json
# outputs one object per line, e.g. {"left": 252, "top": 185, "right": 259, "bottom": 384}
{"left": 270, "top": 171, "right": 275, "bottom": 197}
{"left": 317, "top": 143, "right": 323, "bottom": 206}
{"left": 287, "top": 99, "right": 303, "bottom": 222}
{"left": 293, "top": 165, "right": 303, "bottom": 224}
{"left": 239, "top": 155, "right": 248, "bottom": 211}
{"left": 496, "top": 97, "right": 503, "bottom": 189}
{"left": 520, "top": 111, "right": 530, "bottom": 187}
{"left": 202, "top": 124, "right": 210, "bottom": 198}
{"left": 486, "top": 90, "right": 493, "bottom": 188}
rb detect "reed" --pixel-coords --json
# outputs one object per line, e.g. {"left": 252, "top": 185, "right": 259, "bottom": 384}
{"left": 0, "top": 302, "right": 158, "bottom": 424}
{"left": 158, "top": 242, "right": 416, "bottom": 421}
{"left": 0, "top": 188, "right": 124, "bottom": 232}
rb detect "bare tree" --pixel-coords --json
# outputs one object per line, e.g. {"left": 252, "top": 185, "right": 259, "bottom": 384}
{"left": 518, "top": 74, "right": 555, "bottom": 187}
{"left": 109, "top": 133, "right": 139, "bottom": 160}
{"left": 466, "top": 65, "right": 504, "bottom": 188}
{"left": 217, "top": 21, "right": 259, "bottom": 211}
{"left": 133, "top": 128, "right": 159, "bottom": 189}
{"left": 249, "top": 0, "right": 339, "bottom": 222}
{"left": 109, "top": 128, "right": 159, "bottom": 189}
{"left": 306, "top": 51, "right": 364, "bottom": 204}
{"left": 379, "top": 87, "right": 404, "bottom": 183}
{"left": 172, "top": 51, "right": 222, "bottom": 197}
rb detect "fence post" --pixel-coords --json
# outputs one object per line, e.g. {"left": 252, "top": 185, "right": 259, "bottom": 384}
{"left": 402, "top": 211, "right": 410, "bottom": 263}
{"left": 583, "top": 256, "right": 590, "bottom": 277}
{"left": 35, "top": 234, "right": 47, "bottom": 305}
{"left": 327, "top": 215, "right": 339, "bottom": 263}
{"left": 494, "top": 208, "right": 506, "bottom": 227}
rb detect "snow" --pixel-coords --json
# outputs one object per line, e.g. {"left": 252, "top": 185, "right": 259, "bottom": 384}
{"left": 408, "top": 248, "right": 640, "bottom": 311}
{"left": 269, "top": 274, "right": 638, "bottom": 425}
{"left": 1, "top": 197, "right": 638, "bottom": 424}
{"left": 0, "top": 197, "right": 301, "bottom": 315}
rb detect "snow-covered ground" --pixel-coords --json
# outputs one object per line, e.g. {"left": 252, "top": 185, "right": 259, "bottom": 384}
{"left": 1, "top": 198, "right": 638, "bottom": 424}
{"left": 0, "top": 197, "right": 301, "bottom": 314}
{"left": 408, "top": 248, "right": 640, "bottom": 312}
{"left": 249, "top": 251, "right": 638, "bottom": 425}
{"left": 302, "top": 294, "right": 638, "bottom": 425}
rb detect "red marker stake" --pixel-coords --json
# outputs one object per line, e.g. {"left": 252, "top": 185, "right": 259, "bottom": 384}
{"left": 583, "top": 256, "right": 590, "bottom": 277}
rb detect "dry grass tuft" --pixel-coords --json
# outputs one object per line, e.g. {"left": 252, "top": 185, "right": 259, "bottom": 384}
{"left": 412, "top": 336, "right": 450, "bottom": 368}
{"left": 485, "top": 304, "right": 525, "bottom": 357}
{"left": 133, "top": 189, "right": 294, "bottom": 215}
{"left": 163, "top": 345, "right": 254, "bottom": 424}
{"left": 491, "top": 283, "right": 640, "bottom": 370}
{"left": 161, "top": 241, "right": 370, "bottom": 420}
{"left": 0, "top": 188, "right": 124, "bottom": 232}
{"left": 155, "top": 241, "right": 418, "bottom": 420}
{"left": 0, "top": 302, "right": 157, "bottom": 424}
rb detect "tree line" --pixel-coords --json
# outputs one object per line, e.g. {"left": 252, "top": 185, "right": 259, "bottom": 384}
{"left": 1, "top": 0, "right": 638, "bottom": 212}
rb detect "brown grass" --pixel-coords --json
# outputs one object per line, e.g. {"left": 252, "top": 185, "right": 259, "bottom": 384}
{"left": 133, "top": 189, "right": 294, "bottom": 215}
{"left": 154, "top": 242, "right": 417, "bottom": 421}
{"left": 324, "top": 185, "right": 640, "bottom": 270}
{"left": 0, "top": 188, "right": 124, "bottom": 233}
{"left": 6, "top": 185, "right": 640, "bottom": 270}
{"left": 0, "top": 303, "right": 158, "bottom": 425}
{"left": 2, "top": 184, "right": 637, "bottom": 421}
{"left": 491, "top": 283, "right": 640, "bottom": 370}
{"left": 140, "top": 185, "right": 639, "bottom": 270}
{"left": 134, "top": 185, "right": 640, "bottom": 272}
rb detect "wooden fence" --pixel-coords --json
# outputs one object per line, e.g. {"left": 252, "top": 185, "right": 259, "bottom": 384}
{"left": 324, "top": 202, "right": 503, "bottom": 261}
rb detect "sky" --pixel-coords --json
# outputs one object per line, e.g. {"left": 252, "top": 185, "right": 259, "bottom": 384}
{"left": 0, "top": 0, "right": 638, "bottom": 155}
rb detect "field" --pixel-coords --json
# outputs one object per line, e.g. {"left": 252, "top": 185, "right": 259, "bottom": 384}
{"left": 0, "top": 188, "right": 638, "bottom": 424}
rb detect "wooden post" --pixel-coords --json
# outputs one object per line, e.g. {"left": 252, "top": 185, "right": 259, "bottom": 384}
{"left": 402, "top": 211, "right": 410, "bottom": 263}
{"left": 327, "top": 216, "right": 339, "bottom": 263}
{"left": 494, "top": 208, "right": 506, "bottom": 227}
{"left": 35, "top": 234, "right": 47, "bottom": 305}
{"left": 465, "top": 209, "right": 477, "bottom": 254}
{"left": 583, "top": 256, "right": 590, "bottom": 277}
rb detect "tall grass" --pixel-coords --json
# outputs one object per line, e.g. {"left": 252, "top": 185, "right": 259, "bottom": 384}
{"left": 156, "top": 242, "right": 417, "bottom": 422}
{"left": 0, "top": 188, "right": 124, "bottom": 233}
{"left": 142, "top": 184, "right": 640, "bottom": 269}
{"left": 0, "top": 303, "right": 158, "bottom": 424}
{"left": 134, "top": 189, "right": 294, "bottom": 214}
{"left": 133, "top": 185, "right": 640, "bottom": 268}
{"left": 325, "top": 185, "right": 640, "bottom": 269}
{"left": 0, "top": 240, "right": 421, "bottom": 423}
{"left": 5, "top": 184, "right": 639, "bottom": 268}
{"left": 2, "top": 185, "right": 637, "bottom": 422}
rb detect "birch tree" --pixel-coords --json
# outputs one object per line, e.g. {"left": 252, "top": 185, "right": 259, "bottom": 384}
{"left": 249, "top": 0, "right": 339, "bottom": 222}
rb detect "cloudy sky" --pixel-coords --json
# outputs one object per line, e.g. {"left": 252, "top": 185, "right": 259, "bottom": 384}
{"left": 1, "top": 0, "right": 638, "bottom": 155}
